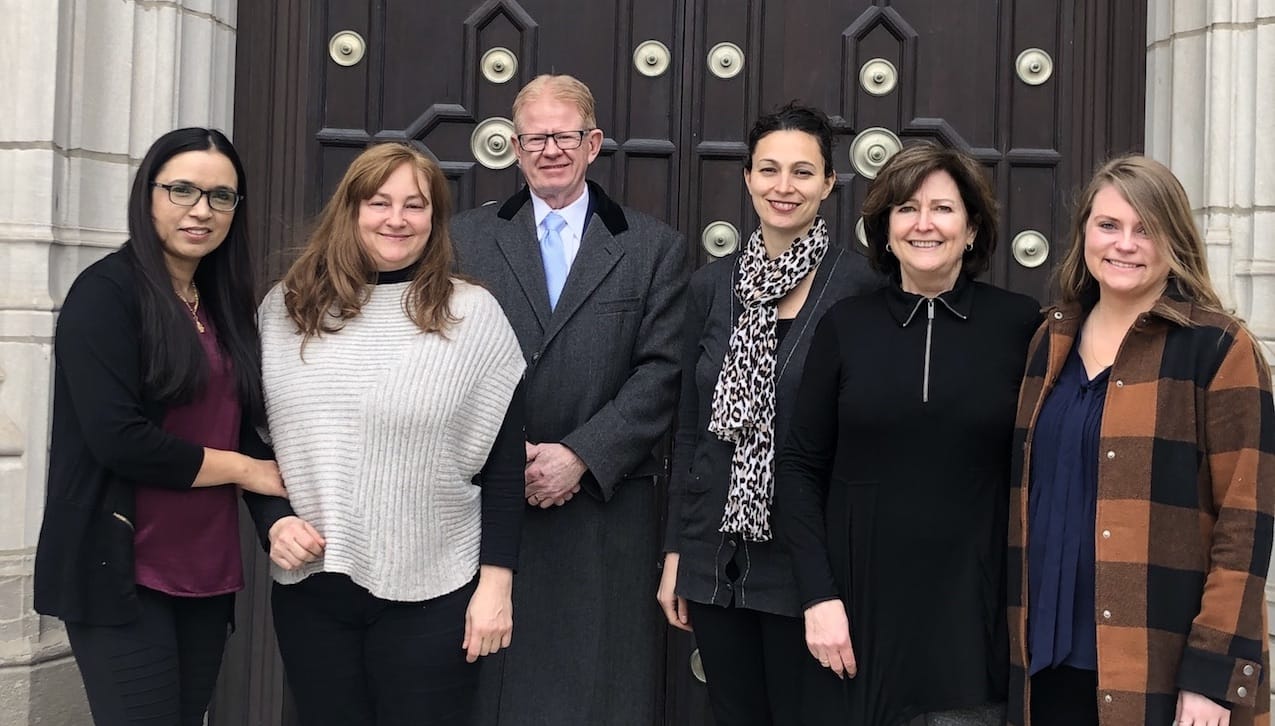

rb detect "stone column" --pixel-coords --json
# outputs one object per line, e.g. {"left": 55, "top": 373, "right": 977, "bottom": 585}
{"left": 1145, "top": 0, "right": 1275, "bottom": 696}
{"left": 1145, "top": 0, "right": 1275, "bottom": 339}
{"left": 0, "top": 1, "right": 237, "bottom": 722}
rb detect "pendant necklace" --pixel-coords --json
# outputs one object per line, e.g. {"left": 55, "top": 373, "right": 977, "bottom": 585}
{"left": 176, "top": 283, "right": 205, "bottom": 334}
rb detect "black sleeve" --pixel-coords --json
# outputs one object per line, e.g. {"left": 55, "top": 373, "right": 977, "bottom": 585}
{"left": 238, "top": 411, "right": 295, "bottom": 552}
{"left": 478, "top": 381, "right": 527, "bottom": 570}
{"left": 664, "top": 276, "right": 709, "bottom": 552}
{"left": 772, "top": 312, "right": 844, "bottom": 609}
{"left": 56, "top": 266, "right": 204, "bottom": 487}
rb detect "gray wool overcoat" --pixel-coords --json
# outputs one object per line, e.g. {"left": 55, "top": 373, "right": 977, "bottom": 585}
{"left": 452, "top": 181, "right": 688, "bottom": 726}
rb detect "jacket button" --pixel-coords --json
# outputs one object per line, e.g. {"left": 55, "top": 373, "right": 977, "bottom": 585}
{"left": 1102, "top": 609, "right": 1111, "bottom": 620}
{"left": 1104, "top": 694, "right": 1112, "bottom": 704}
{"left": 531, "top": 351, "right": 541, "bottom": 362}
{"left": 1102, "top": 530, "right": 1111, "bottom": 539}
{"left": 1238, "top": 686, "right": 1249, "bottom": 698}
{"left": 1115, "top": 380, "right": 1124, "bottom": 388}
{"left": 1053, "top": 311, "right": 1063, "bottom": 320}
{"left": 1106, "top": 450, "right": 1116, "bottom": 460}
{"left": 1243, "top": 664, "right": 1255, "bottom": 676}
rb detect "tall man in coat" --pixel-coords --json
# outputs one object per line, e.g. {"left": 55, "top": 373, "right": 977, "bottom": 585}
{"left": 452, "top": 74, "right": 687, "bottom": 726}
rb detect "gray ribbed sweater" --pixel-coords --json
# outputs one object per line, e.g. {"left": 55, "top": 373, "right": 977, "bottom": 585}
{"left": 259, "top": 280, "right": 525, "bottom": 601}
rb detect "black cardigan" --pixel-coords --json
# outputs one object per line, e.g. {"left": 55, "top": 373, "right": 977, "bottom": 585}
{"left": 664, "top": 245, "right": 882, "bottom": 617}
{"left": 33, "top": 248, "right": 291, "bottom": 625}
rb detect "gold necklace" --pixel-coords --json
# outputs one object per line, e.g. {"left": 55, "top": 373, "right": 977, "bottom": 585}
{"left": 175, "top": 283, "right": 205, "bottom": 334}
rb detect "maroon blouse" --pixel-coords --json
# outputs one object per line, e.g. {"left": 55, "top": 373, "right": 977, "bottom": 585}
{"left": 133, "top": 306, "right": 243, "bottom": 597}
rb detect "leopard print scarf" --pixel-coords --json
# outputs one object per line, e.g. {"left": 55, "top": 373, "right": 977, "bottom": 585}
{"left": 710, "top": 216, "right": 829, "bottom": 541}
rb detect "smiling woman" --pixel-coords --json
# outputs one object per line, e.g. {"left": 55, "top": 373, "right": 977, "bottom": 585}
{"left": 659, "top": 103, "right": 882, "bottom": 726}
{"left": 252, "top": 142, "right": 528, "bottom": 726}
{"left": 772, "top": 142, "right": 1041, "bottom": 725}
{"left": 1009, "top": 156, "right": 1273, "bottom": 726}
{"left": 356, "top": 161, "right": 433, "bottom": 272}
{"left": 34, "top": 128, "right": 287, "bottom": 726}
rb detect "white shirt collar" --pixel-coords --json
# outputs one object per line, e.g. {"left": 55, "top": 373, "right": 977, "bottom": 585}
{"left": 530, "top": 187, "right": 590, "bottom": 268}
{"left": 531, "top": 186, "right": 590, "bottom": 239}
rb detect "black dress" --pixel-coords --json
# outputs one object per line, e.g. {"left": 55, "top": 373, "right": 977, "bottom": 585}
{"left": 773, "top": 276, "right": 1041, "bottom": 725}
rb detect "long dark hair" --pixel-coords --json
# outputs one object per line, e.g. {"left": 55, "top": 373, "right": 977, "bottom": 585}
{"left": 126, "top": 128, "right": 263, "bottom": 421}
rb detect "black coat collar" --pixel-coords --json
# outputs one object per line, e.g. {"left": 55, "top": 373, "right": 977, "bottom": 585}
{"left": 885, "top": 273, "right": 974, "bottom": 327}
{"left": 496, "top": 180, "right": 630, "bottom": 236}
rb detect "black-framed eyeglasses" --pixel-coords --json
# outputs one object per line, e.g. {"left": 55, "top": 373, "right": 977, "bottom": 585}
{"left": 514, "top": 129, "right": 593, "bottom": 152}
{"left": 152, "top": 182, "right": 242, "bottom": 212}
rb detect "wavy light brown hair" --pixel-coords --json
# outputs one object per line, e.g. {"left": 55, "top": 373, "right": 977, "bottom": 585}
{"left": 1057, "top": 154, "right": 1224, "bottom": 323}
{"left": 861, "top": 142, "right": 998, "bottom": 281}
{"left": 282, "top": 142, "right": 458, "bottom": 341}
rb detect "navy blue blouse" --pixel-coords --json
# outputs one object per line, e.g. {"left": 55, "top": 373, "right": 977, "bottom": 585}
{"left": 1027, "top": 340, "right": 1107, "bottom": 674}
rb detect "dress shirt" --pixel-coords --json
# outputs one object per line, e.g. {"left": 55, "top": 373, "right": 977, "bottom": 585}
{"left": 531, "top": 187, "right": 589, "bottom": 269}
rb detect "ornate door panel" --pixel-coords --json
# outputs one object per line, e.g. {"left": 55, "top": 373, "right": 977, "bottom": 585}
{"left": 682, "top": 0, "right": 1144, "bottom": 304}
{"left": 306, "top": 0, "right": 684, "bottom": 231}
{"left": 225, "top": 2, "right": 1144, "bottom": 724}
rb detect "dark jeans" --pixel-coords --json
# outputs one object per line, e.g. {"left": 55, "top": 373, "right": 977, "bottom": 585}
{"left": 1030, "top": 666, "right": 1098, "bottom": 726}
{"left": 684, "top": 599, "right": 806, "bottom": 726}
{"left": 65, "top": 586, "right": 233, "bottom": 726}
{"left": 272, "top": 572, "right": 479, "bottom": 726}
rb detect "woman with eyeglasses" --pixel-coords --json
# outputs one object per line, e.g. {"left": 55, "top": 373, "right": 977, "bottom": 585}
{"left": 34, "top": 127, "right": 289, "bottom": 726}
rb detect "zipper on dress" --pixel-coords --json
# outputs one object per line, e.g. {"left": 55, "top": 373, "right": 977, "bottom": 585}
{"left": 923, "top": 299, "right": 935, "bottom": 403}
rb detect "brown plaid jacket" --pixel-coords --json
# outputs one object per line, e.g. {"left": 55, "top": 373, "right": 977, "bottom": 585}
{"left": 1008, "top": 292, "right": 1274, "bottom": 726}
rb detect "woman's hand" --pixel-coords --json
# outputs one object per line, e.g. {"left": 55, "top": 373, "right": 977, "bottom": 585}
{"left": 804, "top": 599, "right": 856, "bottom": 679}
{"left": 657, "top": 552, "right": 692, "bottom": 632}
{"left": 267, "top": 516, "right": 325, "bottom": 570}
{"left": 240, "top": 456, "right": 287, "bottom": 497}
{"left": 464, "top": 565, "right": 514, "bottom": 663}
{"left": 1176, "top": 690, "right": 1230, "bottom": 726}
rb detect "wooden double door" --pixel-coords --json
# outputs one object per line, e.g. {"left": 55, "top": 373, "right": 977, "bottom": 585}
{"left": 218, "top": 1, "right": 1145, "bottom": 723}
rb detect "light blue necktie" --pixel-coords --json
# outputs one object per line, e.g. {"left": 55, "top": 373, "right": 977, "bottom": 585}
{"left": 540, "top": 211, "right": 569, "bottom": 310}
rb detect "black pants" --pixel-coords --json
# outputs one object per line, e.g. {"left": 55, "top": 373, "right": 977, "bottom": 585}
{"left": 1029, "top": 666, "right": 1098, "bottom": 726}
{"left": 65, "top": 586, "right": 233, "bottom": 726}
{"left": 272, "top": 572, "right": 479, "bottom": 726}
{"left": 685, "top": 599, "right": 806, "bottom": 726}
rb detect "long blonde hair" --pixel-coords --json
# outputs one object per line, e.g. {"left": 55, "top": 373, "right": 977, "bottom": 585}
{"left": 282, "top": 143, "right": 458, "bottom": 342}
{"left": 1057, "top": 154, "right": 1224, "bottom": 323}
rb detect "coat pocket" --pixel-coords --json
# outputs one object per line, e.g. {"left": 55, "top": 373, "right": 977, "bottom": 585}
{"left": 594, "top": 296, "right": 642, "bottom": 315}
{"left": 686, "top": 473, "right": 711, "bottom": 494}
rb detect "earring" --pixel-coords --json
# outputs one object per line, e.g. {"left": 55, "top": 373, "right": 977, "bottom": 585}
{"left": 885, "top": 242, "right": 893, "bottom": 254}
{"left": 965, "top": 241, "right": 974, "bottom": 252}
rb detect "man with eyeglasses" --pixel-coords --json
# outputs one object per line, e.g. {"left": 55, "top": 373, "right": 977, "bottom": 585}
{"left": 453, "top": 74, "right": 687, "bottom": 726}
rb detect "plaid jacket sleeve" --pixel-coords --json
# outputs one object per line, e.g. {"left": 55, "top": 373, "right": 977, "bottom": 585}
{"left": 1177, "top": 325, "right": 1275, "bottom": 706}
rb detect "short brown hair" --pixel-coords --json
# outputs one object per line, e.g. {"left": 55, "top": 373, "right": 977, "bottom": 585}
{"left": 1056, "top": 154, "right": 1223, "bottom": 322}
{"left": 512, "top": 74, "right": 598, "bottom": 131}
{"left": 861, "top": 143, "right": 998, "bottom": 281}
{"left": 282, "top": 142, "right": 459, "bottom": 343}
